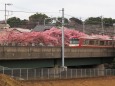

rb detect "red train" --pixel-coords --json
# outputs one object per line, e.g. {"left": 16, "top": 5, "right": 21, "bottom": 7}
{"left": 69, "top": 36, "right": 114, "bottom": 48}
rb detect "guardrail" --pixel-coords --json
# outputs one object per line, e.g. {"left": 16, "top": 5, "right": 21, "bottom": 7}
{"left": 0, "top": 67, "right": 115, "bottom": 80}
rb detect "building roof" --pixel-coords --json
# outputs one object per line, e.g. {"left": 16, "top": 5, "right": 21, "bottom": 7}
{"left": 0, "top": 24, "right": 10, "bottom": 29}
{"left": 32, "top": 25, "right": 54, "bottom": 32}
{"left": 12, "top": 28, "right": 31, "bottom": 33}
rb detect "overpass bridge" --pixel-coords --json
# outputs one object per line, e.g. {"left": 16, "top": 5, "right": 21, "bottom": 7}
{"left": 0, "top": 46, "right": 114, "bottom": 68}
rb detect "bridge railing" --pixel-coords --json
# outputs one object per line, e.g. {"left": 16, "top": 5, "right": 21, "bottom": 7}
{"left": 0, "top": 67, "right": 115, "bottom": 80}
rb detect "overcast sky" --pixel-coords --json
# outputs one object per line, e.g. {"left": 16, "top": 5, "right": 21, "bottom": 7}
{"left": 0, "top": 0, "right": 115, "bottom": 20}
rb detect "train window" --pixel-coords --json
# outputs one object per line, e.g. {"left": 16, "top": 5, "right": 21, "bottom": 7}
{"left": 105, "top": 41, "right": 110, "bottom": 45}
{"left": 89, "top": 40, "right": 94, "bottom": 45}
{"left": 104, "top": 41, "right": 107, "bottom": 45}
{"left": 108, "top": 41, "right": 113, "bottom": 45}
{"left": 94, "top": 40, "right": 99, "bottom": 45}
{"left": 70, "top": 38, "right": 79, "bottom": 44}
{"left": 100, "top": 41, "right": 104, "bottom": 45}
{"left": 83, "top": 39, "right": 89, "bottom": 45}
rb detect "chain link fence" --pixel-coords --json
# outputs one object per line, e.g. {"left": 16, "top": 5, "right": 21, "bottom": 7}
{"left": 0, "top": 67, "right": 115, "bottom": 80}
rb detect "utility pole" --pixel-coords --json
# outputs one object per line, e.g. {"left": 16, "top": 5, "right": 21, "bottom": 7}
{"left": 61, "top": 8, "right": 65, "bottom": 68}
{"left": 5, "top": 3, "right": 7, "bottom": 25}
{"left": 112, "top": 23, "right": 115, "bottom": 56}
{"left": 5, "top": 3, "right": 12, "bottom": 25}
{"left": 113, "top": 23, "right": 115, "bottom": 35}
{"left": 83, "top": 21, "right": 85, "bottom": 33}
{"left": 101, "top": 16, "right": 104, "bottom": 34}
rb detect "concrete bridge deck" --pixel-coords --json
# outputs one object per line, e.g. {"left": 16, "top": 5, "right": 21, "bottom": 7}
{"left": 0, "top": 46, "right": 114, "bottom": 68}
{"left": 0, "top": 46, "right": 114, "bottom": 60}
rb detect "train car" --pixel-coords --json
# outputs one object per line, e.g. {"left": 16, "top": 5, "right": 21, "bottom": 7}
{"left": 69, "top": 36, "right": 114, "bottom": 48}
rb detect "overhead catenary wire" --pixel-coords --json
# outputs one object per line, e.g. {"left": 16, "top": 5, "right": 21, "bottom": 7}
{"left": 0, "top": 9, "right": 60, "bottom": 14}
{"left": 0, "top": 9, "right": 79, "bottom": 19}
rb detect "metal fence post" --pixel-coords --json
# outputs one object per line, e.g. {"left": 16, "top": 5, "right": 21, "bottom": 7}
{"left": 111, "top": 69, "right": 113, "bottom": 76}
{"left": 66, "top": 69, "right": 67, "bottom": 79}
{"left": 105, "top": 69, "right": 107, "bottom": 76}
{"left": 48, "top": 68, "right": 49, "bottom": 79}
{"left": 109, "top": 69, "right": 111, "bottom": 76}
{"left": 11, "top": 69, "right": 13, "bottom": 77}
{"left": 34, "top": 69, "right": 36, "bottom": 80}
{"left": 41, "top": 69, "right": 43, "bottom": 79}
{"left": 59, "top": 68, "right": 61, "bottom": 79}
{"left": 76, "top": 69, "right": 77, "bottom": 78}
{"left": 113, "top": 69, "right": 115, "bottom": 76}
{"left": 94, "top": 69, "right": 95, "bottom": 77}
{"left": 97, "top": 68, "right": 98, "bottom": 76}
{"left": 81, "top": 69, "right": 82, "bottom": 78}
{"left": 84, "top": 69, "right": 86, "bottom": 77}
{"left": 54, "top": 68, "right": 55, "bottom": 79}
{"left": 3, "top": 67, "right": 4, "bottom": 74}
{"left": 20, "top": 68, "right": 21, "bottom": 79}
{"left": 71, "top": 69, "right": 72, "bottom": 78}
{"left": 89, "top": 69, "right": 91, "bottom": 77}
{"left": 27, "top": 68, "right": 28, "bottom": 80}
{"left": 107, "top": 69, "right": 110, "bottom": 76}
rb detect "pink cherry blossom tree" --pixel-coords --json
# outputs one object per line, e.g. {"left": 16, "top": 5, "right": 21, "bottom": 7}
{"left": 0, "top": 27, "right": 111, "bottom": 46}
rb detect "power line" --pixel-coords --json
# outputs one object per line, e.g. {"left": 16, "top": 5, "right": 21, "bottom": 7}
{"left": 0, "top": 9, "right": 84, "bottom": 20}
{"left": 0, "top": 9, "right": 60, "bottom": 14}
{"left": 0, "top": 9, "right": 76, "bottom": 17}
{"left": 64, "top": 14, "right": 74, "bottom": 17}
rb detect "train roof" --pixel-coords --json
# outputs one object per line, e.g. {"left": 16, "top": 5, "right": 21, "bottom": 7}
{"left": 70, "top": 36, "right": 113, "bottom": 41}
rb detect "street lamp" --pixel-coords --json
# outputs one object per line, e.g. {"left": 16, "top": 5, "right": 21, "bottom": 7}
{"left": 5, "top": 3, "right": 12, "bottom": 25}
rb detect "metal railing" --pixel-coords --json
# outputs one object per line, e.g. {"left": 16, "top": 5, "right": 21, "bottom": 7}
{"left": 0, "top": 67, "right": 115, "bottom": 80}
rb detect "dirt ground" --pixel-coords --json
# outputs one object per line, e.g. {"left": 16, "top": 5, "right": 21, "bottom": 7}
{"left": 0, "top": 74, "right": 23, "bottom": 86}
{"left": 22, "top": 76, "right": 115, "bottom": 86}
{"left": 1, "top": 74, "right": 115, "bottom": 86}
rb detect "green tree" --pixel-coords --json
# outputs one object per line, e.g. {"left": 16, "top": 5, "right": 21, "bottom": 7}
{"left": 85, "top": 17, "right": 101, "bottom": 24}
{"left": 69, "top": 17, "right": 82, "bottom": 28}
{"left": 21, "top": 19, "right": 28, "bottom": 25}
{"left": 7, "top": 17, "right": 21, "bottom": 27}
{"left": 69, "top": 17, "right": 82, "bottom": 24}
{"left": 29, "top": 13, "right": 49, "bottom": 25}
{"left": 20, "top": 19, "right": 29, "bottom": 28}
{"left": 85, "top": 17, "right": 114, "bottom": 26}
{"left": 112, "top": 19, "right": 115, "bottom": 24}
{"left": 103, "top": 18, "right": 113, "bottom": 26}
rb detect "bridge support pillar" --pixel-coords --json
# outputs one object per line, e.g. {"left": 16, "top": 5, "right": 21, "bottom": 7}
{"left": 96, "top": 64, "right": 105, "bottom": 76}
